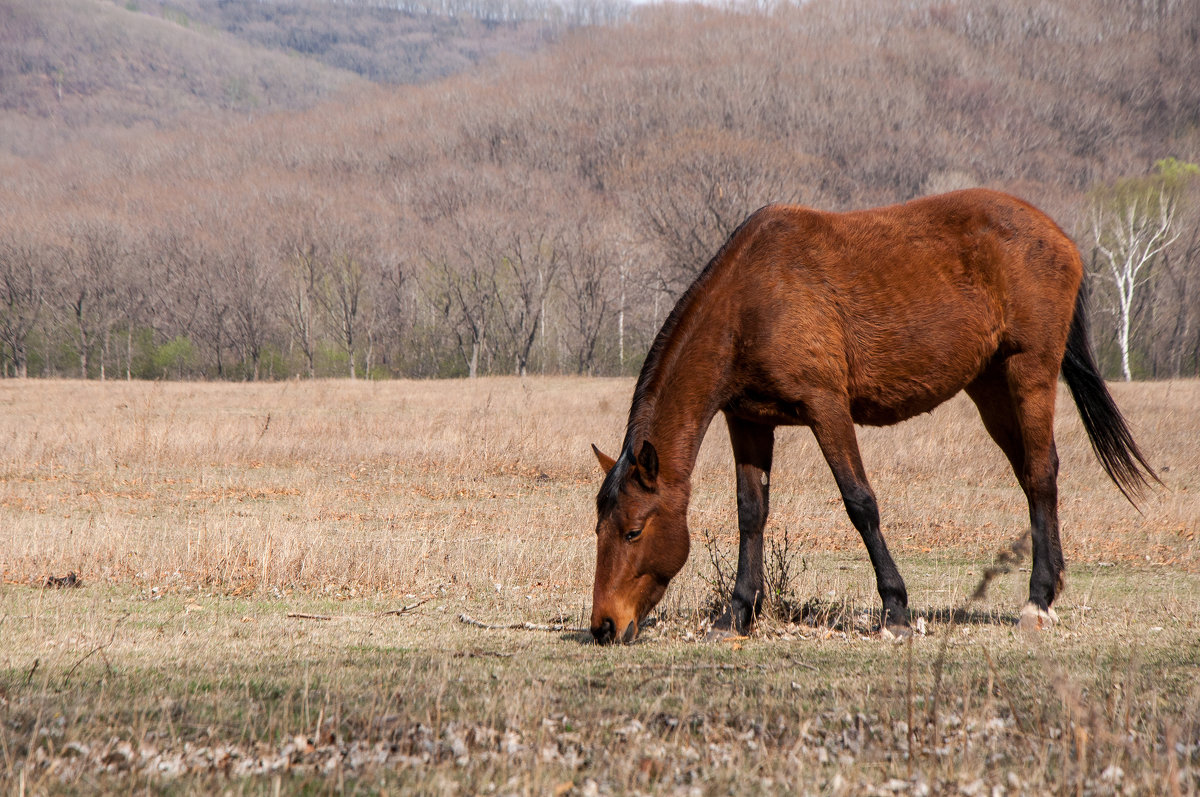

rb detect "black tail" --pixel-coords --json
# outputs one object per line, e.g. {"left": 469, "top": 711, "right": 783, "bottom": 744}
{"left": 1061, "top": 287, "right": 1162, "bottom": 507}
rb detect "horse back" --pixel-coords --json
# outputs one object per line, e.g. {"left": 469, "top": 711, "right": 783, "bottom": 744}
{"left": 722, "top": 189, "right": 1083, "bottom": 426}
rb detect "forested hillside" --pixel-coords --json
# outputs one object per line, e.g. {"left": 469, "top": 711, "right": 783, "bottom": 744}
{"left": 125, "top": 0, "right": 582, "bottom": 85}
{"left": 0, "top": 0, "right": 365, "bottom": 158}
{"left": 0, "top": 0, "right": 564, "bottom": 159}
{"left": 1, "top": 0, "right": 1198, "bottom": 381}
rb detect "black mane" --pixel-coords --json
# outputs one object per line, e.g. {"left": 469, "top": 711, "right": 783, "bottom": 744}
{"left": 596, "top": 208, "right": 768, "bottom": 518}
{"left": 621, "top": 208, "right": 768, "bottom": 453}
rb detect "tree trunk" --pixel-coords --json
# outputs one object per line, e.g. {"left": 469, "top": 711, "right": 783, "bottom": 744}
{"left": 100, "top": 326, "right": 109, "bottom": 381}
{"left": 14, "top": 340, "right": 27, "bottom": 378}
{"left": 618, "top": 263, "right": 626, "bottom": 369}
{"left": 1118, "top": 287, "right": 1133, "bottom": 381}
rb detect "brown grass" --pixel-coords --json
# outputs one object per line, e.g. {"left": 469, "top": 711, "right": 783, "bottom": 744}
{"left": 2, "top": 378, "right": 1196, "bottom": 596}
{"left": 1, "top": 378, "right": 1198, "bottom": 793}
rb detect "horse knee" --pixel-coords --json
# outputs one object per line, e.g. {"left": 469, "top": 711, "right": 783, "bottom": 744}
{"left": 841, "top": 483, "right": 879, "bottom": 532}
{"left": 737, "top": 494, "right": 766, "bottom": 531}
{"left": 736, "top": 471, "right": 769, "bottom": 532}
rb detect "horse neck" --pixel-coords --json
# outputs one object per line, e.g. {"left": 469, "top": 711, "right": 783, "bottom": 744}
{"left": 626, "top": 295, "right": 733, "bottom": 487}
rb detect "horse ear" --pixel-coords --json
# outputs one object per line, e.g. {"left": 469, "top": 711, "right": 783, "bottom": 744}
{"left": 636, "top": 440, "right": 659, "bottom": 489}
{"left": 591, "top": 443, "right": 617, "bottom": 475}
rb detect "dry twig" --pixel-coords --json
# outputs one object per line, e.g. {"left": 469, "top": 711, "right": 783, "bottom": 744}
{"left": 285, "top": 597, "right": 432, "bottom": 622}
{"left": 458, "top": 613, "right": 587, "bottom": 633}
{"left": 378, "top": 597, "right": 431, "bottom": 616}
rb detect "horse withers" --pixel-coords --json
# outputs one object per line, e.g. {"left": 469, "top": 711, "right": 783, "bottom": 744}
{"left": 589, "top": 188, "right": 1157, "bottom": 645}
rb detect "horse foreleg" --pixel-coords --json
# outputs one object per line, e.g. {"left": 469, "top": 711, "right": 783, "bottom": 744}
{"left": 810, "top": 405, "right": 910, "bottom": 636}
{"left": 710, "top": 415, "right": 775, "bottom": 638}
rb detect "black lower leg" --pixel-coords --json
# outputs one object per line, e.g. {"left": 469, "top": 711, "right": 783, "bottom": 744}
{"left": 1026, "top": 475, "right": 1063, "bottom": 611}
{"left": 843, "top": 483, "right": 909, "bottom": 629}
{"left": 724, "top": 467, "right": 768, "bottom": 632}
{"left": 811, "top": 409, "right": 909, "bottom": 633}
{"left": 714, "top": 417, "right": 773, "bottom": 635}
{"left": 1014, "top": 429, "right": 1062, "bottom": 612}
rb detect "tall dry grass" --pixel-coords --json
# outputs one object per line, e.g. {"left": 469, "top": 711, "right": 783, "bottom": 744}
{"left": 1, "top": 378, "right": 1196, "bottom": 604}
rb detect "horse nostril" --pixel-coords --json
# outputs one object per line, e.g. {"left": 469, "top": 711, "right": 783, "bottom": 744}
{"left": 592, "top": 617, "right": 616, "bottom": 644}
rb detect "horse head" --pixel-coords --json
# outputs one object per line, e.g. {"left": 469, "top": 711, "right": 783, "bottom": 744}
{"left": 589, "top": 440, "right": 689, "bottom": 644}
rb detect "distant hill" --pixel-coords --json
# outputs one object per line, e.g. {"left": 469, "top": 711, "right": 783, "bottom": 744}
{"left": 141, "top": 0, "right": 567, "bottom": 85}
{"left": 0, "top": 0, "right": 564, "bottom": 159}
{"left": 0, "top": 0, "right": 365, "bottom": 157}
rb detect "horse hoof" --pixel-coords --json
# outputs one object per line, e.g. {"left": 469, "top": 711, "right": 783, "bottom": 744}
{"left": 1018, "top": 602, "right": 1059, "bottom": 632}
{"left": 881, "top": 624, "right": 912, "bottom": 642}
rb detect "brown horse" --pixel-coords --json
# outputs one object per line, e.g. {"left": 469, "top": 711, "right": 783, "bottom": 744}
{"left": 589, "top": 188, "right": 1158, "bottom": 645}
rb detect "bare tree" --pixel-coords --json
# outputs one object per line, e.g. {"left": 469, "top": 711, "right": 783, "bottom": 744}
{"left": 367, "top": 254, "right": 407, "bottom": 376}
{"left": 422, "top": 209, "right": 498, "bottom": 378}
{"left": 318, "top": 244, "right": 371, "bottom": 380}
{"left": 560, "top": 222, "right": 617, "bottom": 375}
{"left": 284, "top": 240, "right": 322, "bottom": 379}
{"left": 623, "top": 131, "right": 806, "bottom": 299}
{"left": 114, "top": 238, "right": 153, "bottom": 380}
{"left": 58, "top": 221, "right": 127, "bottom": 379}
{"left": 1154, "top": 216, "right": 1200, "bottom": 377}
{"left": 1091, "top": 187, "right": 1181, "bottom": 381}
{"left": 426, "top": 247, "right": 494, "bottom": 379}
{"left": 492, "top": 227, "right": 561, "bottom": 376}
{"left": 145, "top": 226, "right": 211, "bottom": 378}
{"left": 222, "top": 239, "right": 279, "bottom": 381}
{"left": 0, "top": 235, "right": 49, "bottom": 378}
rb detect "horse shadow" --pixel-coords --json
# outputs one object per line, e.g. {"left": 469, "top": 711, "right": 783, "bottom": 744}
{"left": 561, "top": 600, "right": 1021, "bottom": 645}
{"left": 769, "top": 597, "right": 1020, "bottom": 634}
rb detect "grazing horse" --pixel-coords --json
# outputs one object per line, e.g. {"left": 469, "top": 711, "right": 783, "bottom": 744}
{"left": 589, "top": 188, "right": 1158, "bottom": 645}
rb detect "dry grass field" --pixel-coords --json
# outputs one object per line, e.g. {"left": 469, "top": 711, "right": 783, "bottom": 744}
{"left": 1, "top": 378, "right": 1198, "bottom": 795}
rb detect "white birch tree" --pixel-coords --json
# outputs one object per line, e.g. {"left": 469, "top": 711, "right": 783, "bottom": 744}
{"left": 1090, "top": 158, "right": 1197, "bottom": 381}
{"left": 1091, "top": 190, "right": 1179, "bottom": 381}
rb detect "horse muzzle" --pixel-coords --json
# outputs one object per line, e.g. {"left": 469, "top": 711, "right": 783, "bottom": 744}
{"left": 591, "top": 616, "right": 638, "bottom": 645}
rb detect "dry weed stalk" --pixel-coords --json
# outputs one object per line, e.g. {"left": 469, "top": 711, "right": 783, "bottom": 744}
{"left": 925, "top": 529, "right": 1031, "bottom": 759}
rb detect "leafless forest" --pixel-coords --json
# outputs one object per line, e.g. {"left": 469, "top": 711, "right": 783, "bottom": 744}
{"left": 1, "top": 0, "right": 1199, "bottom": 382}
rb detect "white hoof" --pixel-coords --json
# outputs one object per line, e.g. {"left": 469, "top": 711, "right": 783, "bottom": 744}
{"left": 1018, "top": 602, "right": 1059, "bottom": 632}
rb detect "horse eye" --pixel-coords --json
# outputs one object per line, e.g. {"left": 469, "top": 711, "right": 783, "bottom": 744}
{"left": 624, "top": 528, "right": 643, "bottom": 542}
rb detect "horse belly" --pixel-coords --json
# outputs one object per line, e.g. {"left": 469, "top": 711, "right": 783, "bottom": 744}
{"left": 845, "top": 303, "right": 1002, "bottom": 426}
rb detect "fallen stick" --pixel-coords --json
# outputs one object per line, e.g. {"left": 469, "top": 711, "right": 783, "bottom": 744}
{"left": 458, "top": 613, "right": 587, "bottom": 633}
{"left": 286, "top": 598, "right": 432, "bottom": 622}
{"left": 378, "top": 597, "right": 431, "bottom": 616}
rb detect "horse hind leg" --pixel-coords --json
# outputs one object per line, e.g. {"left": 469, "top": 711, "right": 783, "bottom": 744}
{"left": 966, "top": 360, "right": 1064, "bottom": 630}
{"left": 809, "top": 401, "right": 910, "bottom": 637}
{"left": 709, "top": 415, "right": 775, "bottom": 639}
